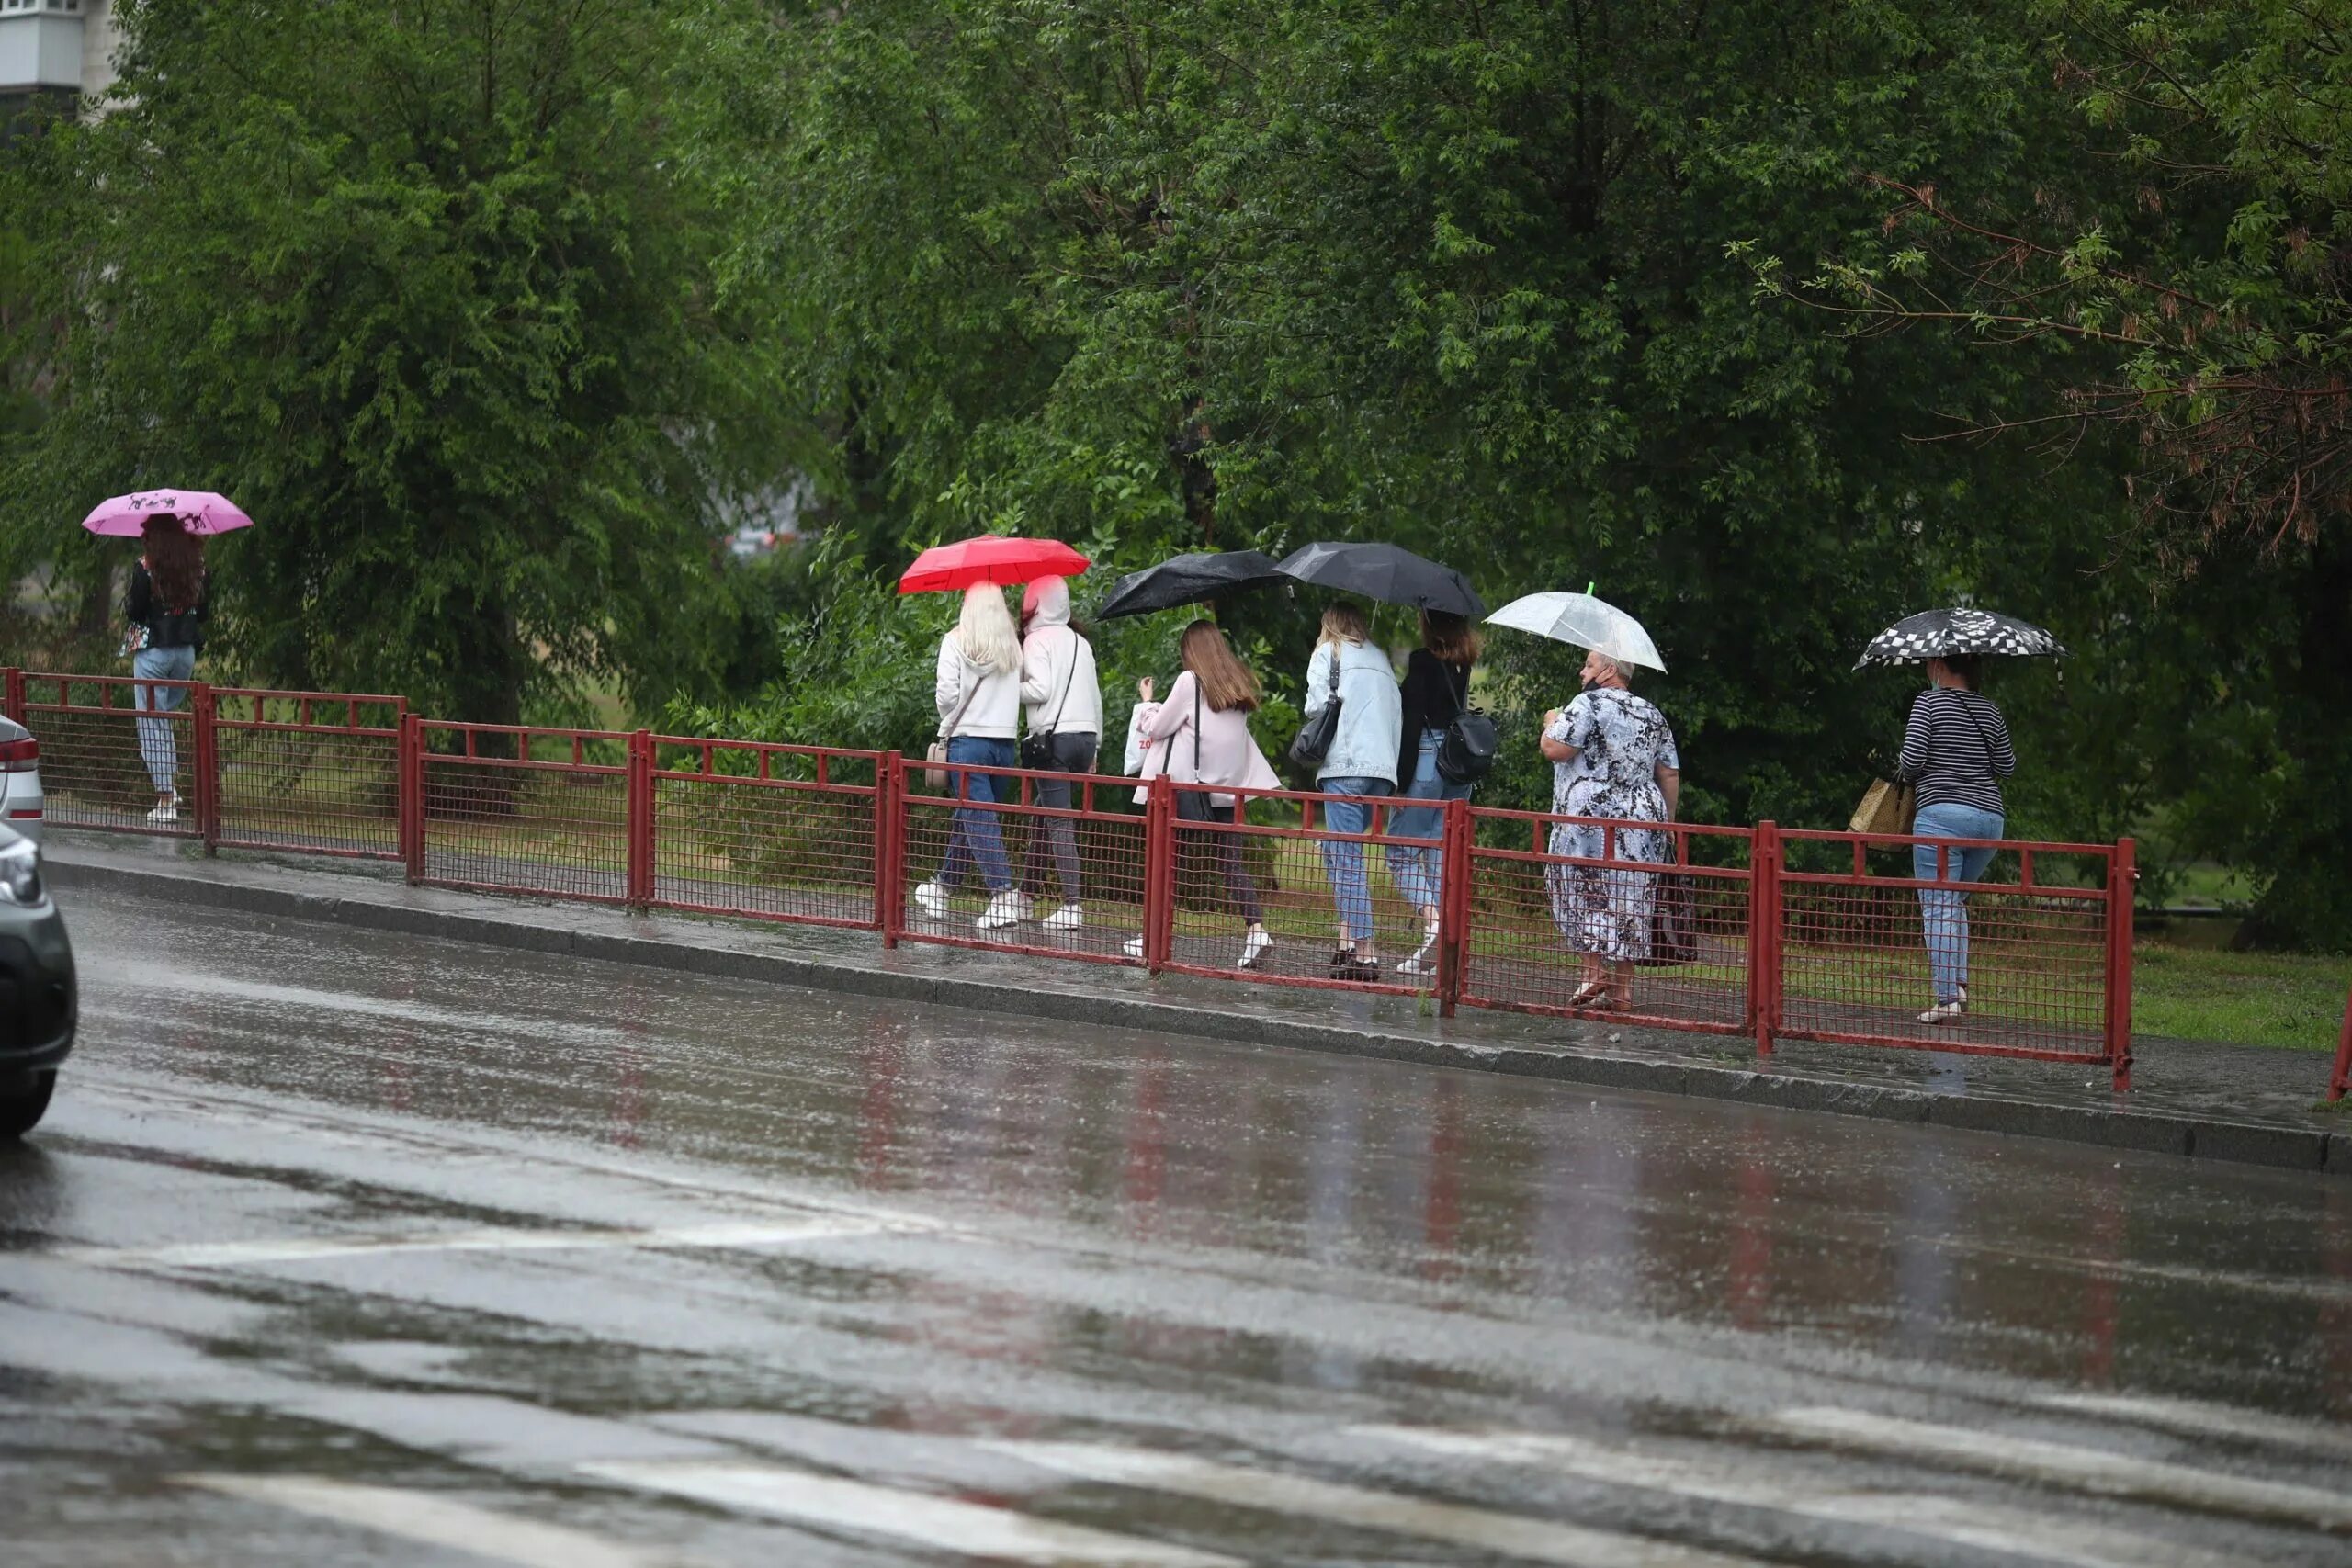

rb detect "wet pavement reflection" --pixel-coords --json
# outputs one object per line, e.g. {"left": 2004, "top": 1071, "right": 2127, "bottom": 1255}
{"left": 4, "top": 885, "right": 2349, "bottom": 1567}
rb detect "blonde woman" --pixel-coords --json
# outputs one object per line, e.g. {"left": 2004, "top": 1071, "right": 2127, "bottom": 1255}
{"left": 1301, "top": 602, "right": 1401, "bottom": 978}
{"left": 914, "top": 585, "right": 1025, "bottom": 930}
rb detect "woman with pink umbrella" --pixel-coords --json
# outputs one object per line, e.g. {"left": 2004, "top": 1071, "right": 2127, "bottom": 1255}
{"left": 82, "top": 490, "right": 253, "bottom": 825}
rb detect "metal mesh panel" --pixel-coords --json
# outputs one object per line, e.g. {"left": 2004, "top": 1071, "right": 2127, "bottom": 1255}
{"left": 1157, "top": 787, "right": 1433, "bottom": 993}
{"left": 1775, "top": 831, "right": 2113, "bottom": 1060}
{"left": 24, "top": 674, "right": 199, "bottom": 837}
{"left": 214, "top": 691, "right": 404, "bottom": 858}
{"left": 1463, "top": 808, "right": 1753, "bottom": 1031}
{"left": 651, "top": 739, "right": 880, "bottom": 927}
{"left": 418, "top": 725, "right": 628, "bottom": 901}
{"left": 898, "top": 761, "right": 1149, "bottom": 964}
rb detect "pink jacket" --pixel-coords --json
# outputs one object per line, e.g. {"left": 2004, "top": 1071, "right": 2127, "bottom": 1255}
{"left": 1127, "top": 671, "right": 1281, "bottom": 807}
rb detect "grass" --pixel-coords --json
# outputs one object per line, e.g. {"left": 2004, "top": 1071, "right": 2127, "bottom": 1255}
{"left": 2132, "top": 942, "right": 2349, "bottom": 1051}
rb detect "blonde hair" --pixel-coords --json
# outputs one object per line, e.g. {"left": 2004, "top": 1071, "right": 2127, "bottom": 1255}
{"left": 1317, "top": 603, "right": 1370, "bottom": 648}
{"left": 953, "top": 585, "right": 1020, "bottom": 674}
{"left": 1180, "top": 621, "right": 1261, "bottom": 712}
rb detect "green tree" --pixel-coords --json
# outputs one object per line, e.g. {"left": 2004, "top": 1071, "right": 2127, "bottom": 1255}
{"left": 0, "top": 0, "right": 791, "bottom": 724}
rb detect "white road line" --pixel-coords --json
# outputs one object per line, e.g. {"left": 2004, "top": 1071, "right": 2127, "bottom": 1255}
{"left": 1770, "top": 1406, "right": 2352, "bottom": 1532}
{"left": 985, "top": 1440, "right": 1765, "bottom": 1568}
{"left": 63, "top": 1215, "right": 892, "bottom": 1269}
{"left": 580, "top": 1459, "right": 1239, "bottom": 1568}
{"left": 2031, "top": 1393, "right": 2352, "bottom": 1461}
{"left": 1356, "top": 1426, "right": 2241, "bottom": 1568}
{"left": 181, "top": 1473, "right": 672, "bottom": 1568}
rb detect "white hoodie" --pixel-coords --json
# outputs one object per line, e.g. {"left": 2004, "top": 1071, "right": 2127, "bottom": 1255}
{"left": 1018, "top": 577, "right": 1103, "bottom": 738}
{"left": 934, "top": 635, "right": 1021, "bottom": 739}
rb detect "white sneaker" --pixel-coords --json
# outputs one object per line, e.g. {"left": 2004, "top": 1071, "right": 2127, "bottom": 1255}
{"left": 1239, "top": 928, "right": 1273, "bottom": 970}
{"left": 1042, "top": 903, "right": 1085, "bottom": 931}
{"left": 977, "top": 892, "right": 1025, "bottom": 930}
{"left": 146, "top": 801, "right": 179, "bottom": 825}
{"left": 1122, "top": 936, "right": 1146, "bottom": 959}
{"left": 1918, "top": 1000, "right": 1967, "bottom": 1025}
{"left": 1396, "top": 941, "right": 1437, "bottom": 976}
{"left": 912, "top": 882, "right": 949, "bottom": 919}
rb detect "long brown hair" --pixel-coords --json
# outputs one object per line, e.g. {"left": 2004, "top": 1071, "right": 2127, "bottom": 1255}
{"left": 1420, "top": 609, "right": 1480, "bottom": 665}
{"left": 141, "top": 517, "right": 206, "bottom": 613}
{"left": 1180, "top": 620, "right": 1261, "bottom": 712}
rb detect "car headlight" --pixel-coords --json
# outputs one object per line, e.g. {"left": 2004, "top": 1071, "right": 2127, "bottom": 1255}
{"left": 0, "top": 844, "right": 42, "bottom": 906}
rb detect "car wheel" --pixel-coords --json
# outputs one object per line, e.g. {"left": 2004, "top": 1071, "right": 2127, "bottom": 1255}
{"left": 0, "top": 1071, "right": 55, "bottom": 1138}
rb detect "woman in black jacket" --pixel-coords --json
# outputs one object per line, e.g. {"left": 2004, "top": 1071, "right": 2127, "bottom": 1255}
{"left": 1383, "top": 610, "right": 1478, "bottom": 975}
{"left": 124, "top": 516, "right": 209, "bottom": 824}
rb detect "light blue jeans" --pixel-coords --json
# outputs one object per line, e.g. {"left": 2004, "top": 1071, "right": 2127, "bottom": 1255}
{"left": 1386, "top": 731, "right": 1471, "bottom": 915}
{"left": 132, "top": 644, "right": 196, "bottom": 793}
{"left": 1319, "top": 775, "right": 1387, "bottom": 943}
{"left": 937, "top": 735, "right": 1015, "bottom": 894}
{"left": 1913, "top": 801, "right": 2004, "bottom": 1004}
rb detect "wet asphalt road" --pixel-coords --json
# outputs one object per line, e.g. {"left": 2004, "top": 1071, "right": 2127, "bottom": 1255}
{"left": 4, "top": 886, "right": 2351, "bottom": 1568}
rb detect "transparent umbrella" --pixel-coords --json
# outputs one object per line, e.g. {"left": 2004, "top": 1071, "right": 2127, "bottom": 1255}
{"left": 1485, "top": 591, "right": 1666, "bottom": 671}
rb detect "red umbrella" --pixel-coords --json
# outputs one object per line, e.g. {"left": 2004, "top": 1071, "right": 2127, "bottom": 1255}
{"left": 898, "top": 536, "right": 1090, "bottom": 594}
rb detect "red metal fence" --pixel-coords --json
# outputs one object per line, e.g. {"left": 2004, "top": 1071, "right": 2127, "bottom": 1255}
{"left": 2, "top": 669, "right": 2138, "bottom": 1088}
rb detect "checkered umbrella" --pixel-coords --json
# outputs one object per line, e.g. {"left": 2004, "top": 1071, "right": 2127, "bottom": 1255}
{"left": 1854, "top": 607, "right": 2065, "bottom": 670}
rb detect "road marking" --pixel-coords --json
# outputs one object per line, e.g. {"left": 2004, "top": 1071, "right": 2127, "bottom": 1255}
{"left": 65, "top": 1215, "right": 892, "bottom": 1269}
{"left": 181, "top": 1473, "right": 671, "bottom": 1568}
{"left": 2030, "top": 1393, "right": 2352, "bottom": 1460}
{"left": 1357, "top": 1426, "right": 2240, "bottom": 1568}
{"left": 985, "top": 1440, "right": 1764, "bottom": 1568}
{"left": 580, "top": 1459, "right": 1239, "bottom": 1567}
{"left": 1769, "top": 1406, "right": 2352, "bottom": 1531}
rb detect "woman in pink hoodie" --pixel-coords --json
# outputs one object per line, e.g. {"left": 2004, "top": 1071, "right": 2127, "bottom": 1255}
{"left": 1123, "top": 621, "right": 1279, "bottom": 970}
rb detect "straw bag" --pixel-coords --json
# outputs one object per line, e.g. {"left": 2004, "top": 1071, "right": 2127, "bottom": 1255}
{"left": 1850, "top": 777, "right": 1915, "bottom": 836}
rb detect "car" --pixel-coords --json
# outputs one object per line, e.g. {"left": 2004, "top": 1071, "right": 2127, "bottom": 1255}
{"left": 0, "top": 715, "right": 41, "bottom": 846}
{"left": 0, "top": 823, "right": 72, "bottom": 1137}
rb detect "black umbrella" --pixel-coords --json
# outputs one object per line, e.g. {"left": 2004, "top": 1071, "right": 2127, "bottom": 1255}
{"left": 1274, "top": 541, "right": 1485, "bottom": 618}
{"left": 1854, "top": 607, "right": 2066, "bottom": 671}
{"left": 1097, "top": 549, "right": 1288, "bottom": 619}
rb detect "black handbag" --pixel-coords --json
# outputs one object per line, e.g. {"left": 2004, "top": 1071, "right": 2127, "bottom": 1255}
{"left": 1639, "top": 837, "right": 1701, "bottom": 968}
{"left": 1287, "top": 652, "right": 1342, "bottom": 768}
{"left": 1433, "top": 661, "right": 1497, "bottom": 784}
{"left": 1019, "top": 637, "right": 1080, "bottom": 771}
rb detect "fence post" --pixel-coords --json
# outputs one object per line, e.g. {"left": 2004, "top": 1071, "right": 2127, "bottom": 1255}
{"left": 1750, "top": 820, "right": 1778, "bottom": 1059}
{"left": 1435, "top": 796, "right": 1470, "bottom": 1017}
{"left": 625, "top": 729, "right": 655, "bottom": 908}
{"left": 398, "top": 712, "right": 424, "bottom": 884}
{"left": 2328, "top": 985, "right": 2351, "bottom": 1103}
{"left": 1, "top": 668, "right": 21, "bottom": 725}
{"left": 876, "top": 751, "right": 905, "bottom": 946}
{"left": 2106, "top": 835, "right": 2137, "bottom": 1092}
{"left": 1143, "top": 774, "right": 1174, "bottom": 974}
{"left": 190, "top": 682, "right": 220, "bottom": 852}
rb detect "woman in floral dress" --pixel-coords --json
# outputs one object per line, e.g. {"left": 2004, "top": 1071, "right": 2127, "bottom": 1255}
{"left": 1541, "top": 649, "right": 1682, "bottom": 1010}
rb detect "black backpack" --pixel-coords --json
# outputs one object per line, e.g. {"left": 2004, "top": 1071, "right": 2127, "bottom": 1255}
{"left": 1434, "top": 661, "right": 1497, "bottom": 784}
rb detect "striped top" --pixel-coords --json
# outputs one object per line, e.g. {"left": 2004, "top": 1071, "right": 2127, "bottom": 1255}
{"left": 1895, "top": 687, "right": 2015, "bottom": 814}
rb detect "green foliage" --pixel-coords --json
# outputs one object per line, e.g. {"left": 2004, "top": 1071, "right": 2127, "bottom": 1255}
{"left": 0, "top": 0, "right": 792, "bottom": 722}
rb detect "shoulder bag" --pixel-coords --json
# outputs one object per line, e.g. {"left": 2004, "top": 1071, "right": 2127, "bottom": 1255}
{"left": 1434, "top": 660, "right": 1498, "bottom": 784}
{"left": 922, "top": 659, "right": 981, "bottom": 792}
{"left": 1638, "top": 834, "right": 1702, "bottom": 968}
{"left": 1850, "top": 777, "right": 1915, "bottom": 836}
{"left": 1287, "top": 649, "right": 1343, "bottom": 768}
{"left": 1019, "top": 635, "right": 1080, "bottom": 771}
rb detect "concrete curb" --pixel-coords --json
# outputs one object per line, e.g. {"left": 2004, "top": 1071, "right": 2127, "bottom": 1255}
{"left": 45, "top": 855, "right": 2344, "bottom": 1179}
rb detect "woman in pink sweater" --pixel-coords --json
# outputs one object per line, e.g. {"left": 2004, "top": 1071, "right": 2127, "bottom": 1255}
{"left": 1123, "top": 621, "right": 1279, "bottom": 969}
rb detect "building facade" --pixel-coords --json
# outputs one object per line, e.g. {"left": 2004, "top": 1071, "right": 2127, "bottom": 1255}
{"left": 0, "top": 0, "right": 119, "bottom": 130}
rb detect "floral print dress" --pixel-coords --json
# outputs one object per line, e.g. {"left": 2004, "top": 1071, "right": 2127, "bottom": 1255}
{"left": 1544, "top": 687, "right": 1680, "bottom": 962}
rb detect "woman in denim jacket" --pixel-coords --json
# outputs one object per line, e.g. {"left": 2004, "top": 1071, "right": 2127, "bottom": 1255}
{"left": 1300, "top": 604, "right": 1402, "bottom": 978}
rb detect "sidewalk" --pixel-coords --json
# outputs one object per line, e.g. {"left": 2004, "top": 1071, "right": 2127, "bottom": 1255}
{"left": 39, "top": 832, "right": 2348, "bottom": 1177}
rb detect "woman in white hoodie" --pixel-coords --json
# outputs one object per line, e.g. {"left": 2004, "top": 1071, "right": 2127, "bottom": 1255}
{"left": 1015, "top": 575, "right": 1102, "bottom": 929}
{"left": 914, "top": 585, "right": 1024, "bottom": 929}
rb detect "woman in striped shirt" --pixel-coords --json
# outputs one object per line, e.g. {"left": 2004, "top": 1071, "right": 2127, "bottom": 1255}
{"left": 1894, "top": 655, "right": 2016, "bottom": 1024}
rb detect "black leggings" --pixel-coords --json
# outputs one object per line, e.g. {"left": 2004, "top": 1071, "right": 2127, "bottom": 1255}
{"left": 1176, "top": 789, "right": 1261, "bottom": 926}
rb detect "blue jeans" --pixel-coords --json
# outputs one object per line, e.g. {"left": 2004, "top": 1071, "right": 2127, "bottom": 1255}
{"left": 1319, "top": 775, "right": 1387, "bottom": 942}
{"left": 132, "top": 644, "right": 196, "bottom": 793}
{"left": 1913, "top": 802, "right": 2004, "bottom": 1004}
{"left": 937, "top": 735, "right": 1015, "bottom": 894}
{"left": 1386, "top": 731, "right": 1470, "bottom": 915}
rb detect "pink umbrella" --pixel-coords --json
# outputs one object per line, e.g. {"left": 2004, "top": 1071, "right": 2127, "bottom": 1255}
{"left": 80, "top": 489, "right": 255, "bottom": 537}
{"left": 898, "top": 536, "right": 1089, "bottom": 594}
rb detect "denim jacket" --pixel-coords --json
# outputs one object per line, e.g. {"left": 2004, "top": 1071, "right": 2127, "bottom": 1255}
{"left": 1303, "top": 639, "right": 1403, "bottom": 785}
